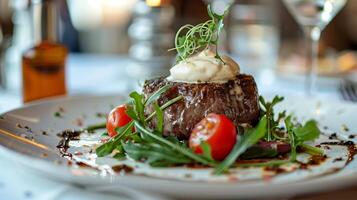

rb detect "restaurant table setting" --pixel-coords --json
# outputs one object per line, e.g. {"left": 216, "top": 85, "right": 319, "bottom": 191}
{"left": 1, "top": 53, "right": 357, "bottom": 200}
{"left": 1, "top": 0, "right": 357, "bottom": 199}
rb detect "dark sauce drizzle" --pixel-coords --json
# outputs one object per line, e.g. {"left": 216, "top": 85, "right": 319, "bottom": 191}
{"left": 112, "top": 164, "right": 134, "bottom": 173}
{"left": 56, "top": 130, "right": 134, "bottom": 174}
{"left": 320, "top": 141, "right": 356, "bottom": 166}
{"left": 56, "top": 130, "right": 82, "bottom": 158}
{"left": 297, "top": 155, "right": 327, "bottom": 170}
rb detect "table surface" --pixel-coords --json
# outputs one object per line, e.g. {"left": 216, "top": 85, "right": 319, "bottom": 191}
{"left": 0, "top": 54, "right": 355, "bottom": 200}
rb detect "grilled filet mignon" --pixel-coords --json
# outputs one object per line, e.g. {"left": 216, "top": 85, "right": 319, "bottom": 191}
{"left": 143, "top": 74, "right": 260, "bottom": 140}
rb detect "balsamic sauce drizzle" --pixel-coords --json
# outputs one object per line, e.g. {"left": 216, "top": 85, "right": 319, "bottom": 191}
{"left": 56, "top": 129, "right": 356, "bottom": 177}
{"left": 320, "top": 141, "right": 356, "bottom": 166}
{"left": 56, "top": 130, "right": 82, "bottom": 158}
{"left": 56, "top": 130, "right": 134, "bottom": 174}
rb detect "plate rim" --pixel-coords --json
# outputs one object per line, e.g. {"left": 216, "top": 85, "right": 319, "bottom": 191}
{"left": 1, "top": 95, "right": 357, "bottom": 198}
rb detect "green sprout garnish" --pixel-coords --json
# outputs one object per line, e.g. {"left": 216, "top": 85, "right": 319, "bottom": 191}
{"left": 170, "top": 5, "right": 230, "bottom": 62}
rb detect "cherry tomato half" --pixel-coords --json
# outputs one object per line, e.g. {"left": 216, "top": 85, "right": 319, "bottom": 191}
{"left": 106, "top": 104, "right": 132, "bottom": 137}
{"left": 189, "top": 113, "right": 237, "bottom": 161}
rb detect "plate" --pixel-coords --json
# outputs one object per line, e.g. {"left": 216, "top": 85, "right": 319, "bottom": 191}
{"left": 0, "top": 95, "right": 356, "bottom": 199}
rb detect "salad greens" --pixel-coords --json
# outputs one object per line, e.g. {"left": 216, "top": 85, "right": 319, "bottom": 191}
{"left": 93, "top": 85, "right": 323, "bottom": 175}
{"left": 284, "top": 116, "right": 323, "bottom": 159}
{"left": 96, "top": 85, "right": 215, "bottom": 167}
{"left": 259, "top": 96, "right": 286, "bottom": 141}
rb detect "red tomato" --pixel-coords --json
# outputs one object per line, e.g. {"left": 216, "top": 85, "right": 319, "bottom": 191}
{"left": 106, "top": 104, "right": 132, "bottom": 137}
{"left": 189, "top": 113, "right": 237, "bottom": 161}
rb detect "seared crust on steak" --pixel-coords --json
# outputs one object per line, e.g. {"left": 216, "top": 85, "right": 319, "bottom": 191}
{"left": 143, "top": 74, "right": 260, "bottom": 140}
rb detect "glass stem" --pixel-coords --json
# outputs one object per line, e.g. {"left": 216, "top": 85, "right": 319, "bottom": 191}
{"left": 303, "top": 26, "right": 321, "bottom": 96}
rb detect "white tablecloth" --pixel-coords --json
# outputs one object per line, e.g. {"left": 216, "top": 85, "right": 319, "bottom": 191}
{"left": 0, "top": 154, "right": 167, "bottom": 200}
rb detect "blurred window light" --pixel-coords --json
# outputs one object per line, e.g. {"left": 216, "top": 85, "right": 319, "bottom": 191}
{"left": 145, "top": 0, "right": 171, "bottom": 7}
{"left": 204, "top": 0, "right": 234, "bottom": 14}
{"left": 67, "top": 0, "right": 137, "bottom": 31}
{"left": 146, "top": 0, "right": 162, "bottom": 7}
{"left": 67, "top": 0, "right": 102, "bottom": 30}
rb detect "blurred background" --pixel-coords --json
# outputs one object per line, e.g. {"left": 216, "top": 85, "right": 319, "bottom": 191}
{"left": 0, "top": 0, "right": 357, "bottom": 111}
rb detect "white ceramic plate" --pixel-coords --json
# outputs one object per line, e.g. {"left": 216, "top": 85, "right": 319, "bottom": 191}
{"left": 0, "top": 95, "right": 356, "bottom": 199}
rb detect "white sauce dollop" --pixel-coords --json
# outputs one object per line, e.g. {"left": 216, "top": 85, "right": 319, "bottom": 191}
{"left": 167, "top": 49, "right": 240, "bottom": 83}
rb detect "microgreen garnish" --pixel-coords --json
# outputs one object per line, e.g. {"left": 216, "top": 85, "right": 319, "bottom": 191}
{"left": 284, "top": 116, "right": 323, "bottom": 160}
{"left": 259, "top": 96, "right": 286, "bottom": 141}
{"left": 170, "top": 5, "right": 229, "bottom": 62}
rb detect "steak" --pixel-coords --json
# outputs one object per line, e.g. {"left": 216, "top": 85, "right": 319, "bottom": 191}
{"left": 143, "top": 74, "right": 260, "bottom": 140}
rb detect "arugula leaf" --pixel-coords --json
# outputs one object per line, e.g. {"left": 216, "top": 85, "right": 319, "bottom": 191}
{"left": 96, "top": 121, "right": 134, "bottom": 157}
{"left": 285, "top": 116, "right": 322, "bottom": 161}
{"left": 113, "top": 152, "right": 126, "bottom": 160}
{"left": 214, "top": 117, "right": 267, "bottom": 174}
{"left": 113, "top": 145, "right": 126, "bottom": 160}
{"left": 200, "top": 142, "right": 214, "bottom": 162}
{"left": 259, "top": 96, "right": 285, "bottom": 141}
{"left": 271, "top": 96, "right": 284, "bottom": 106}
{"left": 134, "top": 121, "right": 214, "bottom": 166}
{"left": 153, "top": 102, "right": 164, "bottom": 133}
{"left": 145, "top": 84, "right": 170, "bottom": 106}
{"left": 285, "top": 116, "right": 297, "bottom": 161}
{"left": 284, "top": 115, "right": 294, "bottom": 132}
{"left": 165, "top": 136, "right": 187, "bottom": 146}
{"left": 285, "top": 116, "right": 320, "bottom": 144}
{"left": 86, "top": 123, "right": 106, "bottom": 132}
{"left": 237, "top": 117, "right": 322, "bottom": 167}
{"left": 96, "top": 142, "right": 116, "bottom": 157}
{"left": 259, "top": 96, "right": 266, "bottom": 106}
{"left": 96, "top": 92, "right": 182, "bottom": 158}
{"left": 123, "top": 141, "right": 192, "bottom": 166}
{"left": 123, "top": 134, "right": 192, "bottom": 166}
{"left": 145, "top": 96, "right": 183, "bottom": 121}
{"left": 125, "top": 105, "right": 140, "bottom": 121}
{"left": 129, "top": 91, "right": 146, "bottom": 123}
{"left": 294, "top": 120, "right": 320, "bottom": 141}
{"left": 300, "top": 143, "right": 324, "bottom": 156}
{"left": 126, "top": 133, "right": 143, "bottom": 143}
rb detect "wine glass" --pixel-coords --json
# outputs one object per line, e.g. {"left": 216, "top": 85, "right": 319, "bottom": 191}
{"left": 283, "top": 0, "right": 347, "bottom": 95}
